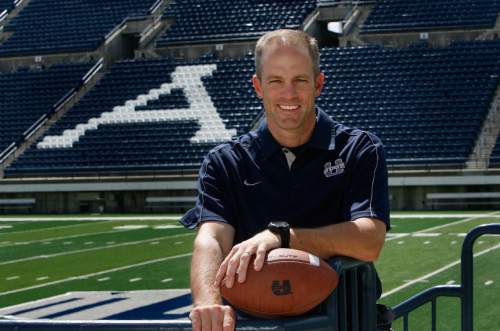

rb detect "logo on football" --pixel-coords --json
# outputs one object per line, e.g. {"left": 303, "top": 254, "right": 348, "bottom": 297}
{"left": 220, "top": 248, "right": 339, "bottom": 318}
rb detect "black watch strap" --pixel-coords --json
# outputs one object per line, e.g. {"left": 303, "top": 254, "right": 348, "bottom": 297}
{"left": 268, "top": 221, "right": 290, "bottom": 248}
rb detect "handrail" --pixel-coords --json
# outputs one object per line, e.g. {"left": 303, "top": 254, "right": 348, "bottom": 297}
{"left": 0, "top": 256, "right": 378, "bottom": 331}
{"left": 392, "top": 223, "right": 500, "bottom": 331}
{"left": 82, "top": 58, "right": 104, "bottom": 84}
{"left": 22, "top": 114, "right": 48, "bottom": 139}
{"left": 52, "top": 87, "right": 77, "bottom": 113}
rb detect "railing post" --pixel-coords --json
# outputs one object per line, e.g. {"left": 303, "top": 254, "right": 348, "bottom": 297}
{"left": 461, "top": 224, "right": 500, "bottom": 331}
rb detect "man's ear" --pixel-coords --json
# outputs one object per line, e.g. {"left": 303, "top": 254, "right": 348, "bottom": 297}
{"left": 315, "top": 72, "right": 325, "bottom": 97}
{"left": 252, "top": 74, "right": 263, "bottom": 99}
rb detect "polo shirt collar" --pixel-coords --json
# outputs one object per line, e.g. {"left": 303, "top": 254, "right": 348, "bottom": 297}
{"left": 257, "top": 107, "right": 336, "bottom": 159}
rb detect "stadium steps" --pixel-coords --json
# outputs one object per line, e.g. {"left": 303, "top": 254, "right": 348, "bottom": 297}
{"left": 466, "top": 83, "right": 500, "bottom": 169}
{"left": 0, "top": 62, "right": 105, "bottom": 179}
{"left": 137, "top": 0, "right": 172, "bottom": 51}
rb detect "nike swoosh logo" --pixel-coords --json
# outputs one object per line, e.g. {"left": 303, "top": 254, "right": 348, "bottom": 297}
{"left": 244, "top": 179, "right": 263, "bottom": 186}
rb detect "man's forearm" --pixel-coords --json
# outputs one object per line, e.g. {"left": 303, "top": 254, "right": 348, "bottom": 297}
{"left": 289, "top": 217, "right": 386, "bottom": 261}
{"left": 190, "top": 234, "right": 226, "bottom": 306}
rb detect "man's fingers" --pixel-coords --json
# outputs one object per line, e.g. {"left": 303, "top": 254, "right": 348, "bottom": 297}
{"left": 254, "top": 244, "right": 267, "bottom": 271}
{"left": 190, "top": 310, "right": 201, "bottom": 331}
{"left": 223, "top": 307, "right": 236, "bottom": 331}
{"left": 214, "top": 257, "right": 229, "bottom": 287}
{"left": 210, "top": 306, "right": 223, "bottom": 331}
{"left": 236, "top": 251, "right": 252, "bottom": 283}
{"left": 199, "top": 307, "right": 212, "bottom": 331}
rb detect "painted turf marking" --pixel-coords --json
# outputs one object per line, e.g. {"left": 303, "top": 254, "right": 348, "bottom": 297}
{"left": 0, "top": 232, "right": 194, "bottom": 266}
{"left": 0, "top": 229, "right": 131, "bottom": 248}
{"left": 129, "top": 278, "right": 142, "bottom": 283}
{"left": 0, "top": 222, "right": 110, "bottom": 237}
{"left": 161, "top": 278, "right": 173, "bottom": 283}
{"left": 113, "top": 225, "right": 148, "bottom": 230}
{"left": 485, "top": 280, "right": 494, "bottom": 286}
{"left": 386, "top": 211, "right": 500, "bottom": 242}
{"left": 6, "top": 276, "right": 19, "bottom": 281}
{"left": 0, "top": 216, "right": 181, "bottom": 222}
{"left": 382, "top": 243, "right": 500, "bottom": 298}
{"left": 0, "top": 253, "right": 192, "bottom": 296}
{"left": 97, "top": 277, "right": 110, "bottom": 282}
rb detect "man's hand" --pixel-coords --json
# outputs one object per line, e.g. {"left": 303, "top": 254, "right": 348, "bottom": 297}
{"left": 214, "top": 230, "right": 281, "bottom": 289}
{"left": 190, "top": 304, "right": 236, "bottom": 331}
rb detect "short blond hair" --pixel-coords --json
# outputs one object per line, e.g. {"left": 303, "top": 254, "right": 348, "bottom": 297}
{"left": 254, "top": 29, "right": 320, "bottom": 79}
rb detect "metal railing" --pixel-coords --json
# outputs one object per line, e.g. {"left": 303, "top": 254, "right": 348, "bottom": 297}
{"left": 0, "top": 257, "right": 379, "bottom": 331}
{"left": 393, "top": 223, "right": 500, "bottom": 331}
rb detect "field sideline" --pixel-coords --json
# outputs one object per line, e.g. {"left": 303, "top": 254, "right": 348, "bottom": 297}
{"left": 0, "top": 212, "right": 499, "bottom": 330}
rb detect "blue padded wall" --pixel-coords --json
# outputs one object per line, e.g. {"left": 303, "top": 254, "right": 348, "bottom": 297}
{"left": 156, "top": 0, "right": 317, "bottom": 46}
{"left": 0, "top": 62, "right": 94, "bottom": 155}
{"left": 362, "top": 0, "right": 500, "bottom": 33}
{"left": 0, "top": 0, "right": 157, "bottom": 56}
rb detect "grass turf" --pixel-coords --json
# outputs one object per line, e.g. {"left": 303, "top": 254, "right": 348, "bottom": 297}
{"left": 0, "top": 212, "right": 499, "bottom": 330}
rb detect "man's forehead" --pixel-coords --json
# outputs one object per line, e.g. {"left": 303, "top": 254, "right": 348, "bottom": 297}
{"left": 259, "top": 43, "right": 314, "bottom": 75}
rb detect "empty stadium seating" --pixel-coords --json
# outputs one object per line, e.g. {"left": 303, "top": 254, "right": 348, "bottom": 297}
{"left": 0, "top": 0, "right": 15, "bottom": 15}
{"left": 362, "top": 0, "right": 500, "bottom": 33}
{"left": 490, "top": 135, "right": 500, "bottom": 165}
{"left": 5, "top": 39, "right": 500, "bottom": 176}
{"left": 0, "top": 62, "right": 95, "bottom": 157}
{"left": 318, "top": 40, "right": 500, "bottom": 165}
{"left": 4, "top": 56, "right": 258, "bottom": 175}
{"left": 0, "top": 0, "right": 157, "bottom": 56}
{"left": 156, "top": 0, "right": 317, "bottom": 46}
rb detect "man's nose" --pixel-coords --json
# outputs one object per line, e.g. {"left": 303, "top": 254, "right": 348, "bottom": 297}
{"left": 281, "top": 83, "right": 299, "bottom": 99}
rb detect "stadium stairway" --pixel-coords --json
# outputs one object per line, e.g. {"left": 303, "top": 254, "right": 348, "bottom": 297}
{"left": 466, "top": 82, "right": 500, "bottom": 169}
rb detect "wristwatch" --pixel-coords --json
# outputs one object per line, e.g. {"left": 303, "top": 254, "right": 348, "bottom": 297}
{"left": 268, "top": 221, "right": 290, "bottom": 248}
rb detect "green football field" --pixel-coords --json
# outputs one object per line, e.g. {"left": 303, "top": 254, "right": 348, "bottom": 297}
{"left": 0, "top": 212, "right": 499, "bottom": 330}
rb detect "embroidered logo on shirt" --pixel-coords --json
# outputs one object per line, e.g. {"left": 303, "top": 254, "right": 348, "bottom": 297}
{"left": 324, "top": 159, "right": 345, "bottom": 178}
{"left": 244, "top": 179, "right": 263, "bottom": 186}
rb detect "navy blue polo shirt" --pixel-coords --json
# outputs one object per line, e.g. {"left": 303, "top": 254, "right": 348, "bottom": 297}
{"left": 181, "top": 108, "right": 390, "bottom": 244}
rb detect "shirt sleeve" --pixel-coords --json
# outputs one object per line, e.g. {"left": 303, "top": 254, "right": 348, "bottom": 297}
{"left": 179, "top": 151, "right": 235, "bottom": 229}
{"left": 344, "top": 132, "right": 390, "bottom": 230}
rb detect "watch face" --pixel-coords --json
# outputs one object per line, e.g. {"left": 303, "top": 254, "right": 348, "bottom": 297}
{"left": 270, "top": 221, "right": 289, "bottom": 229}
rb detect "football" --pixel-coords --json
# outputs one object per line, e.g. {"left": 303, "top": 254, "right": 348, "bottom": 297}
{"left": 220, "top": 248, "right": 339, "bottom": 318}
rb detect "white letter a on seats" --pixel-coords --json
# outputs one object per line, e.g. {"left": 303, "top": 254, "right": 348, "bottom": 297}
{"left": 37, "top": 64, "right": 237, "bottom": 149}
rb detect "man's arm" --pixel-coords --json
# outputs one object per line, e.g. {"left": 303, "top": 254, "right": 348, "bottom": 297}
{"left": 290, "top": 217, "right": 387, "bottom": 261}
{"left": 215, "top": 217, "right": 386, "bottom": 290}
{"left": 190, "top": 221, "right": 236, "bottom": 331}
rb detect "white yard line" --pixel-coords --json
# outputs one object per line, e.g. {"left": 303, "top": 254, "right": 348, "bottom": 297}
{"left": 382, "top": 243, "right": 500, "bottom": 298}
{"left": 0, "top": 229, "right": 133, "bottom": 248}
{"left": 391, "top": 213, "right": 500, "bottom": 218}
{"left": 0, "top": 222, "right": 111, "bottom": 237}
{"left": 386, "top": 211, "right": 500, "bottom": 242}
{"left": 0, "top": 253, "right": 193, "bottom": 297}
{"left": 0, "top": 233, "right": 194, "bottom": 266}
{"left": 0, "top": 216, "right": 181, "bottom": 222}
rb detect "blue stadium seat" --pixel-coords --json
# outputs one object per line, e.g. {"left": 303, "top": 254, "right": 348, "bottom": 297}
{"left": 0, "top": 62, "right": 94, "bottom": 156}
{"left": 155, "top": 0, "right": 317, "bottom": 46}
{"left": 5, "top": 40, "right": 500, "bottom": 176}
{"left": 489, "top": 134, "right": 500, "bottom": 166}
{"left": 362, "top": 0, "right": 500, "bottom": 33}
{"left": 0, "top": 0, "right": 157, "bottom": 56}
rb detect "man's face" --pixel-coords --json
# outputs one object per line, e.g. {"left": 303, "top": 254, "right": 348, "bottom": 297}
{"left": 252, "top": 44, "right": 324, "bottom": 144}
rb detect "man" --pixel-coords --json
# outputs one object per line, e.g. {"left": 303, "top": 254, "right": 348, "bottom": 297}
{"left": 181, "top": 29, "right": 389, "bottom": 331}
